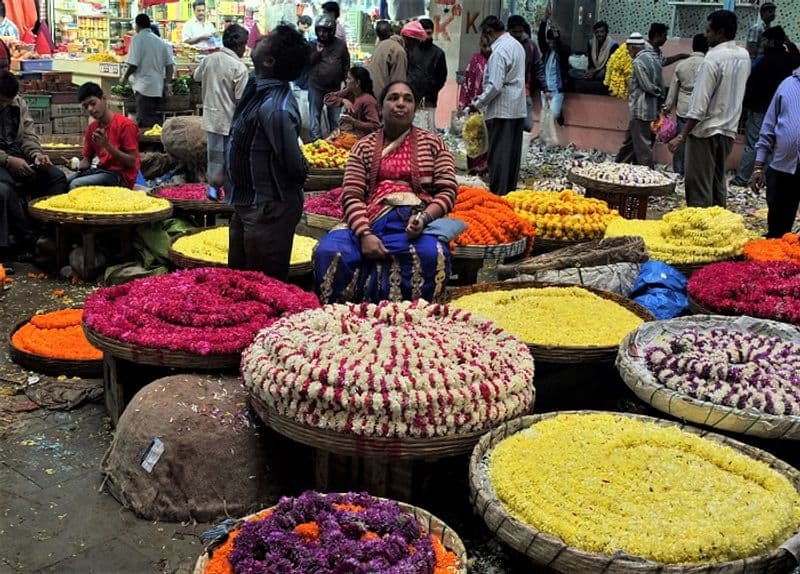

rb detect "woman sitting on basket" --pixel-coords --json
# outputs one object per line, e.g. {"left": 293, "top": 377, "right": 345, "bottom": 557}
{"left": 323, "top": 66, "right": 381, "bottom": 139}
{"left": 314, "top": 81, "right": 459, "bottom": 304}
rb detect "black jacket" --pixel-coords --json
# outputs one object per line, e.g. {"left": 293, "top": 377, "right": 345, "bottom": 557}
{"left": 407, "top": 42, "right": 447, "bottom": 107}
{"left": 744, "top": 47, "right": 800, "bottom": 113}
{"left": 308, "top": 37, "right": 351, "bottom": 92}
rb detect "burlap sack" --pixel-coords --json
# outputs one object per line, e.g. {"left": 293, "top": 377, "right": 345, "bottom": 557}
{"left": 101, "top": 374, "right": 281, "bottom": 522}
{"left": 498, "top": 236, "right": 648, "bottom": 280}
{"left": 140, "top": 151, "right": 178, "bottom": 181}
{"left": 161, "top": 116, "right": 207, "bottom": 178}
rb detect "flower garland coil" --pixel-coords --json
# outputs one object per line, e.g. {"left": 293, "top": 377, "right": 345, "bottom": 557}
{"left": 448, "top": 186, "right": 536, "bottom": 253}
{"left": 618, "top": 315, "right": 800, "bottom": 440}
{"left": 469, "top": 411, "right": 800, "bottom": 572}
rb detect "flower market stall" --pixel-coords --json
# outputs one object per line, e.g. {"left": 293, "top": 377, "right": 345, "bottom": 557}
{"left": 302, "top": 187, "right": 344, "bottom": 232}
{"left": 470, "top": 411, "right": 800, "bottom": 573}
{"left": 303, "top": 140, "right": 349, "bottom": 191}
{"left": 618, "top": 315, "right": 800, "bottom": 440}
{"left": 152, "top": 184, "right": 233, "bottom": 227}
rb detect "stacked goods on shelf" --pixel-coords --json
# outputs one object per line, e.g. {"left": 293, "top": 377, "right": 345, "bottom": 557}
{"left": 19, "top": 71, "right": 81, "bottom": 136}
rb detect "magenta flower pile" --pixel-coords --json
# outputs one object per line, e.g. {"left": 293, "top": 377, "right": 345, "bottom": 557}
{"left": 83, "top": 268, "right": 319, "bottom": 355}
{"left": 688, "top": 261, "right": 800, "bottom": 325}
{"left": 155, "top": 183, "right": 224, "bottom": 201}
{"left": 304, "top": 187, "right": 343, "bottom": 219}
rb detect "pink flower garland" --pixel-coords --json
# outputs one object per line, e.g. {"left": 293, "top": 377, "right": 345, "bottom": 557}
{"left": 688, "top": 261, "right": 800, "bottom": 325}
{"left": 304, "top": 187, "right": 343, "bottom": 219}
{"left": 84, "top": 268, "right": 320, "bottom": 355}
{"left": 156, "top": 184, "right": 225, "bottom": 201}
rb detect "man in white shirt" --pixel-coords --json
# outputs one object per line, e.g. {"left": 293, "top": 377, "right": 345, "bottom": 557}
{"left": 467, "top": 16, "right": 527, "bottom": 196}
{"left": 668, "top": 10, "right": 750, "bottom": 208}
{"left": 193, "top": 24, "right": 248, "bottom": 186}
{"left": 182, "top": 0, "right": 217, "bottom": 50}
{"left": 122, "top": 14, "right": 175, "bottom": 128}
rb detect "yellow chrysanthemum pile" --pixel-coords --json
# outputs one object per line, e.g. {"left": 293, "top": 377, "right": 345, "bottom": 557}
{"left": 506, "top": 189, "right": 621, "bottom": 241}
{"left": 85, "top": 53, "right": 118, "bottom": 63}
{"left": 489, "top": 412, "right": 800, "bottom": 564}
{"left": 172, "top": 226, "right": 317, "bottom": 266}
{"left": 302, "top": 140, "right": 350, "bottom": 169}
{"left": 450, "top": 286, "right": 643, "bottom": 347}
{"left": 34, "top": 187, "right": 170, "bottom": 215}
{"left": 463, "top": 113, "right": 487, "bottom": 158}
{"left": 603, "top": 43, "right": 633, "bottom": 100}
{"left": 605, "top": 206, "right": 751, "bottom": 264}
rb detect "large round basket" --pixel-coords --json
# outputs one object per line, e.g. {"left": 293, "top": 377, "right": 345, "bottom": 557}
{"left": 250, "top": 394, "right": 496, "bottom": 460}
{"left": 448, "top": 281, "right": 655, "bottom": 363}
{"left": 567, "top": 170, "right": 675, "bottom": 197}
{"left": 687, "top": 295, "right": 716, "bottom": 315}
{"left": 83, "top": 324, "right": 240, "bottom": 370}
{"left": 28, "top": 197, "right": 173, "bottom": 226}
{"left": 302, "top": 211, "right": 341, "bottom": 231}
{"left": 8, "top": 317, "right": 103, "bottom": 377}
{"left": 469, "top": 411, "right": 800, "bottom": 574}
{"left": 192, "top": 499, "right": 468, "bottom": 574}
{"left": 532, "top": 236, "right": 591, "bottom": 255}
{"left": 305, "top": 167, "right": 344, "bottom": 191}
{"left": 617, "top": 315, "right": 800, "bottom": 440}
{"left": 452, "top": 237, "right": 528, "bottom": 260}
{"left": 151, "top": 187, "right": 233, "bottom": 214}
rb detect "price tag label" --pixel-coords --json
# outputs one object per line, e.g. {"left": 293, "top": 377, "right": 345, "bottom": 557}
{"left": 99, "top": 63, "right": 123, "bottom": 75}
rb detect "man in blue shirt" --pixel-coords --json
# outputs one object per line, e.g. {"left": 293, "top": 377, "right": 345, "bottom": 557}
{"left": 225, "top": 26, "right": 310, "bottom": 281}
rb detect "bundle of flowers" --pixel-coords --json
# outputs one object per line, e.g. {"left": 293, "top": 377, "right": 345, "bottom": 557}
{"left": 506, "top": 189, "right": 620, "bottom": 241}
{"left": 242, "top": 300, "right": 534, "bottom": 438}
{"left": 330, "top": 131, "right": 359, "bottom": 150}
{"left": 203, "top": 491, "right": 461, "bottom": 574}
{"left": 11, "top": 309, "right": 102, "bottom": 361}
{"left": 743, "top": 233, "right": 800, "bottom": 263}
{"left": 463, "top": 113, "right": 486, "bottom": 158}
{"left": 302, "top": 140, "right": 349, "bottom": 169}
{"left": 83, "top": 268, "right": 320, "bottom": 355}
{"left": 489, "top": 412, "right": 800, "bottom": 564}
{"left": 33, "top": 186, "right": 170, "bottom": 215}
{"left": 571, "top": 161, "right": 672, "bottom": 186}
{"left": 645, "top": 328, "right": 800, "bottom": 416}
{"left": 172, "top": 228, "right": 317, "bottom": 266}
{"left": 448, "top": 186, "right": 535, "bottom": 248}
{"left": 603, "top": 44, "right": 633, "bottom": 100}
{"left": 688, "top": 261, "right": 800, "bottom": 325}
{"left": 155, "top": 183, "right": 224, "bottom": 202}
{"left": 450, "top": 286, "right": 643, "bottom": 347}
{"left": 605, "top": 206, "right": 749, "bottom": 264}
{"left": 304, "top": 187, "right": 344, "bottom": 219}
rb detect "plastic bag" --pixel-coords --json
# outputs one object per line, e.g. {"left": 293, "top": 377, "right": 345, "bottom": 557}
{"left": 463, "top": 113, "right": 488, "bottom": 158}
{"left": 629, "top": 261, "right": 688, "bottom": 319}
{"left": 540, "top": 103, "right": 559, "bottom": 147}
{"left": 653, "top": 113, "right": 678, "bottom": 143}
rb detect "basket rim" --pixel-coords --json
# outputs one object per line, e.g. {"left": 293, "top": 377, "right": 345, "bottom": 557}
{"left": 469, "top": 410, "right": 800, "bottom": 572}
{"left": 452, "top": 237, "right": 529, "bottom": 260}
{"left": 29, "top": 195, "right": 172, "bottom": 225}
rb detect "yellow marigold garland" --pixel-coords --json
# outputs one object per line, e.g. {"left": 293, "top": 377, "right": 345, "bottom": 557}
{"left": 34, "top": 187, "right": 170, "bottom": 215}
{"left": 463, "top": 113, "right": 487, "bottom": 158}
{"left": 172, "top": 226, "right": 317, "bottom": 265}
{"left": 603, "top": 43, "right": 633, "bottom": 100}
{"left": 489, "top": 413, "right": 800, "bottom": 564}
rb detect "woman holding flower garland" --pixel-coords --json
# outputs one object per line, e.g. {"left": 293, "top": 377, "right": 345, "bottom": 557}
{"left": 322, "top": 66, "right": 380, "bottom": 138}
{"left": 313, "top": 81, "right": 458, "bottom": 304}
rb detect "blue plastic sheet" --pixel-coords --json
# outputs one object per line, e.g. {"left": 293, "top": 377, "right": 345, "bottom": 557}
{"left": 629, "top": 261, "right": 688, "bottom": 320}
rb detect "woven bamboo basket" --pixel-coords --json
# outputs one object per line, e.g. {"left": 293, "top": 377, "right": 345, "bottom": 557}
{"left": 83, "top": 325, "right": 240, "bottom": 370}
{"left": 192, "top": 498, "right": 468, "bottom": 574}
{"left": 688, "top": 295, "right": 717, "bottom": 315}
{"left": 305, "top": 167, "right": 344, "bottom": 191}
{"left": 532, "top": 236, "right": 592, "bottom": 255}
{"left": 250, "top": 394, "right": 500, "bottom": 460}
{"left": 8, "top": 316, "right": 103, "bottom": 378}
{"left": 29, "top": 197, "right": 172, "bottom": 226}
{"left": 302, "top": 211, "right": 341, "bottom": 231}
{"left": 617, "top": 315, "right": 800, "bottom": 440}
{"left": 469, "top": 411, "right": 800, "bottom": 573}
{"left": 448, "top": 281, "right": 655, "bottom": 363}
{"left": 151, "top": 187, "right": 233, "bottom": 214}
{"left": 452, "top": 237, "right": 528, "bottom": 260}
{"left": 567, "top": 170, "right": 675, "bottom": 197}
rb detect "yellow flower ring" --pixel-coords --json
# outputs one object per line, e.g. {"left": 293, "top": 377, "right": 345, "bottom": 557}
{"left": 33, "top": 186, "right": 170, "bottom": 215}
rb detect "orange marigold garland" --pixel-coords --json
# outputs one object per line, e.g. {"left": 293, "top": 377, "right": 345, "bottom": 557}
{"left": 448, "top": 186, "right": 535, "bottom": 252}
{"left": 11, "top": 309, "right": 102, "bottom": 361}
{"left": 743, "top": 233, "right": 800, "bottom": 263}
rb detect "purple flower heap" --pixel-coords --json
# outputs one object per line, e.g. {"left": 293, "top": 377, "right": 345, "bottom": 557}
{"left": 229, "top": 492, "right": 436, "bottom": 574}
{"left": 645, "top": 328, "right": 800, "bottom": 416}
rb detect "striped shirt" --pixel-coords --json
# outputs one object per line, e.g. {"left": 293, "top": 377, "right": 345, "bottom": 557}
{"left": 472, "top": 32, "right": 527, "bottom": 120}
{"left": 755, "top": 71, "right": 800, "bottom": 174}
{"left": 747, "top": 18, "right": 770, "bottom": 54}
{"left": 629, "top": 44, "right": 663, "bottom": 122}
{"left": 342, "top": 128, "right": 457, "bottom": 237}
{"left": 686, "top": 40, "right": 751, "bottom": 139}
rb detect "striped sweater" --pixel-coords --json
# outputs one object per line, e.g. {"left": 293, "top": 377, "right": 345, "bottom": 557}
{"left": 342, "top": 127, "right": 457, "bottom": 238}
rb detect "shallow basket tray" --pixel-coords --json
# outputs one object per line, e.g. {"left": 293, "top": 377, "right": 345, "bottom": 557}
{"left": 452, "top": 237, "right": 528, "bottom": 260}
{"left": 448, "top": 281, "right": 655, "bottom": 364}
{"left": 305, "top": 167, "right": 344, "bottom": 191}
{"left": 469, "top": 410, "right": 800, "bottom": 574}
{"left": 302, "top": 211, "right": 341, "bottom": 231}
{"left": 617, "top": 315, "right": 800, "bottom": 440}
{"left": 532, "top": 236, "right": 592, "bottom": 255}
{"left": 151, "top": 187, "right": 233, "bottom": 214}
{"left": 250, "top": 394, "right": 492, "bottom": 460}
{"left": 193, "top": 498, "right": 468, "bottom": 574}
{"left": 29, "top": 196, "right": 173, "bottom": 226}
{"left": 567, "top": 170, "right": 675, "bottom": 197}
{"left": 83, "top": 324, "right": 240, "bottom": 370}
{"left": 8, "top": 316, "right": 102, "bottom": 378}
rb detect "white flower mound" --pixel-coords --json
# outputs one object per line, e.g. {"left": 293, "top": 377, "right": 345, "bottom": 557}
{"left": 242, "top": 300, "right": 535, "bottom": 438}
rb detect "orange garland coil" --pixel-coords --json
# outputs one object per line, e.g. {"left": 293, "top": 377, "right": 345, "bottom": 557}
{"left": 448, "top": 186, "right": 535, "bottom": 251}
{"left": 11, "top": 309, "right": 102, "bottom": 361}
{"left": 743, "top": 233, "right": 800, "bottom": 263}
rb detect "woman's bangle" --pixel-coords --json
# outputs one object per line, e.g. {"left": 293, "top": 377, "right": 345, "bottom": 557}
{"left": 359, "top": 230, "right": 373, "bottom": 239}
{"left": 420, "top": 211, "right": 434, "bottom": 225}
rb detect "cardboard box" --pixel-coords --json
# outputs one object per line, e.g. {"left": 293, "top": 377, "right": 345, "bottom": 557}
{"left": 33, "top": 122, "right": 53, "bottom": 136}
{"left": 50, "top": 103, "right": 84, "bottom": 118}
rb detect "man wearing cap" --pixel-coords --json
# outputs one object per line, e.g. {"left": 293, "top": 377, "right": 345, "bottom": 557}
{"left": 406, "top": 18, "right": 447, "bottom": 131}
{"left": 747, "top": 2, "right": 776, "bottom": 59}
{"left": 307, "top": 15, "right": 350, "bottom": 141}
{"left": 616, "top": 32, "right": 662, "bottom": 169}
{"left": 466, "top": 16, "right": 527, "bottom": 196}
{"left": 368, "top": 20, "right": 407, "bottom": 100}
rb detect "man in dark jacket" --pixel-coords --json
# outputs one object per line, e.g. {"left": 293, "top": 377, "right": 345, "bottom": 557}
{"left": 225, "top": 26, "right": 310, "bottom": 281}
{"left": 508, "top": 15, "right": 546, "bottom": 132}
{"left": 407, "top": 18, "right": 447, "bottom": 131}
{"left": 730, "top": 26, "right": 800, "bottom": 187}
{"left": 308, "top": 15, "right": 350, "bottom": 141}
